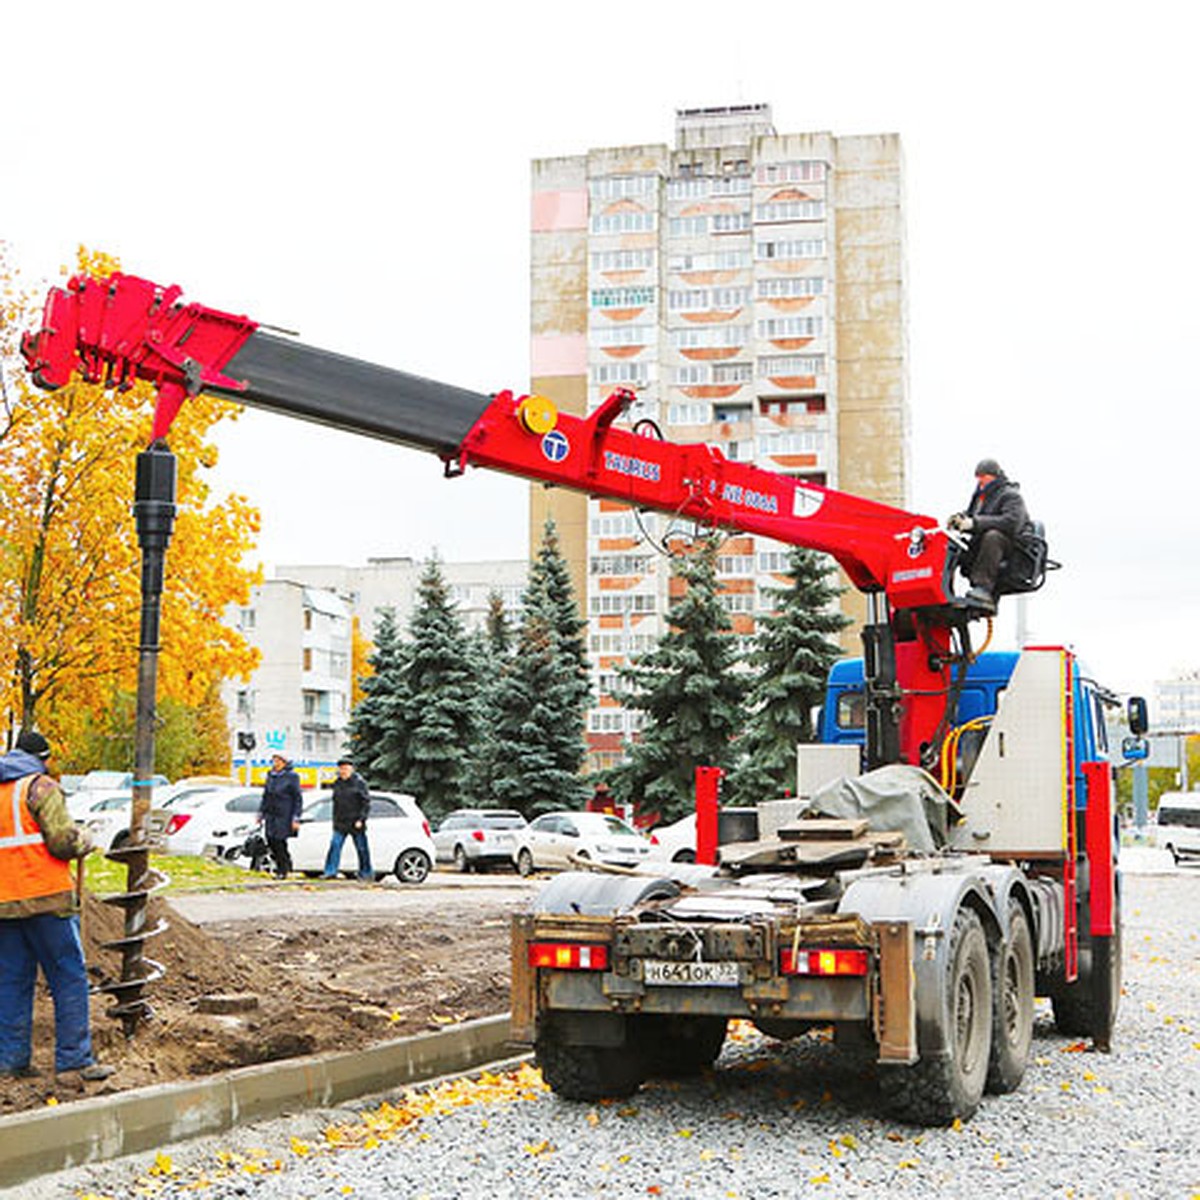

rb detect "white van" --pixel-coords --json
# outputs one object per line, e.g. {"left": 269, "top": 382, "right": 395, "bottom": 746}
{"left": 1152, "top": 792, "right": 1200, "bottom": 863}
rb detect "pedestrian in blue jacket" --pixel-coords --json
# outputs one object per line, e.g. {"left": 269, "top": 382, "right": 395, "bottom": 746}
{"left": 258, "top": 754, "right": 303, "bottom": 878}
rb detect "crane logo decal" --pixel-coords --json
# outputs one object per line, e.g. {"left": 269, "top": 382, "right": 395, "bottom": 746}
{"left": 541, "top": 430, "right": 570, "bottom": 463}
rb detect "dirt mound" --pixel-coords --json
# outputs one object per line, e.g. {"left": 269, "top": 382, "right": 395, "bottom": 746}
{"left": 0, "top": 887, "right": 513, "bottom": 1116}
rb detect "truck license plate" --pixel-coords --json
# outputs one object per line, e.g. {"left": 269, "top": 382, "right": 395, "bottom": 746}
{"left": 642, "top": 960, "right": 740, "bottom": 987}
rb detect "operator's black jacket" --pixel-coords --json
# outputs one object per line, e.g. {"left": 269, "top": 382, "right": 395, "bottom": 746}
{"left": 962, "top": 473, "right": 1031, "bottom": 567}
{"left": 330, "top": 772, "right": 371, "bottom": 834}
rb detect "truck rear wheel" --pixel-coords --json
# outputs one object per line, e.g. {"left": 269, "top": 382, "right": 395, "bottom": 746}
{"left": 535, "top": 1021, "right": 646, "bottom": 1100}
{"left": 634, "top": 1015, "right": 727, "bottom": 1078}
{"left": 1050, "top": 902, "right": 1122, "bottom": 1042}
{"left": 881, "top": 907, "right": 992, "bottom": 1125}
{"left": 986, "top": 900, "right": 1034, "bottom": 1093}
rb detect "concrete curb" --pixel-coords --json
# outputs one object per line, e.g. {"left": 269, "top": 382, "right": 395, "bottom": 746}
{"left": 0, "top": 1013, "right": 516, "bottom": 1188}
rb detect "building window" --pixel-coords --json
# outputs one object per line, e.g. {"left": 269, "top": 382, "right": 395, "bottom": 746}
{"left": 755, "top": 161, "right": 827, "bottom": 184}
{"left": 239, "top": 607, "right": 256, "bottom": 630}
{"left": 669, "top": 248, "right": 751, "bottom": 272}
{"left": 591, "top": 248, "right": 655, "bottom": 272}
{"left": 303, "top": 647, "right": 313, "bottom": 671}
{"left": 591, "top": 361, "right": 650, "bottom": 386}
{"left": 758, "top": 430, "right": 823, "bottom": 456}
{"left": 591, "top": 286, "right": 656, "bottom": 309}
{"left": 755, "top": 200, "right": 826, "bottom": 223}
{"left": 718, "top": 593, "right": 755, "bottom": 613}
{"left": 668, "top": 287, "right": 750, "bottom": 311}
{"left": 712, "top": 212, "right": 752, "bottom": 233}
{"left": 591, "top": 511, "right": 657, "bottom": 538}
{"left": 667, "top": 402, "right": 710, "bottom": 425}
{"left": 717, "top": 555, "right": 755, "bottom": 575}
{"left": 303, "top": 609, "right": 313, "bottom": 631}
{"left": 761, "top": 353, "right": 826, "bottom": 375}
{"left": 669, "top": 215, "right": 708, "bottom": 237}
{"left": 668, "top": 177, "right": 710, "bottom": 200}
{"left": 593, "top": 323, "right": 655, "bottom": 348}
{"left": 758, "top": 316, "right": 825, "bottom": 339}
{"left": 713, "top": 362, "right": 753, "bottom": 383}
{"left": 590, "top": 554, "right": 652, "bottom": 575}
{"left": 588, "top": 594, "right": 657, "bottom": 616}
{"left": 757, "top": 277, "right": 825, "bottom": 299}
{"left": 756, "top": 238, "right": 826, "bottom": 261}
{"left": 589, "top": 175, "right": 657, "bottom": 201}
{"left": 670, "top": 325, "right": 750, "bottom": 349}
{"left": 591, "top": 211, "right": 656, "bottom": 235}
{"left": 712, "top": 175, "right": 752, "bottom": 196}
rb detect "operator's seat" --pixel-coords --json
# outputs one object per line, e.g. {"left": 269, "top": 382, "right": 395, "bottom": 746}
{"left": 995, "top": 519, "right": 1055, "bottom": 597}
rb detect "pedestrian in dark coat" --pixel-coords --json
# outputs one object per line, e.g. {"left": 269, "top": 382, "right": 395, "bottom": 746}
{"left": 322, "top": 757, "right": 373, "bottom": 881}
{"left": 947, "top": 457, "right": 1031, "bottom": 613}
{"left": 258, "top": 753, "right": 303, "bottom": 878}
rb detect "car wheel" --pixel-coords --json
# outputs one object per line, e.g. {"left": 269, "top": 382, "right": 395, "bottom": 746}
{"left": 672, "top": 848, "right": 697, "bottom": 864}
{"left": 517, "top": 848, "right": 534, "bottom": 877}
{"left": 453, "top": 844, "right": 472, "bottom": 874}
{"left": 394, "top": 848, "right": 431, "bottom": 885}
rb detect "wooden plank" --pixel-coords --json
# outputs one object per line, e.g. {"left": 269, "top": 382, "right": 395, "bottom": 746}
{"left": 776, "top": 817, "right": 869, "bottom": 842}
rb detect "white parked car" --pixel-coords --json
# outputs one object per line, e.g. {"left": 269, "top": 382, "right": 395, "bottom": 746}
{"left": 288, "top": 791, "right": 435, "bottom": 884}
{"left": 646, "top": 807, "right": 760, "bottom": 863}
{"left": 152, "top": 786, "right": 264, "bottom": 856}
{"left": 513, "top": 811, "right": 652, "bottom": 876}
{"left": 432, "top": 809, "right": 527, "bottom": 872}
{"left": 79, "top": 794, "right": 136, "bottom": 852}
{"left": 214, "top": 790, "right": 436, "bottom": 885}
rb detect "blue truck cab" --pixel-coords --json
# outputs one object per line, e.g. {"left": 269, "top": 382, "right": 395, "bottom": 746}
{"left": 821, "top": 648, "right": 1123, "bottom": 814}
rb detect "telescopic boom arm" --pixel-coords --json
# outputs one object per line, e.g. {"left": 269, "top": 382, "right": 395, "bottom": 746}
{"left": 22, "top": 270, "right": 971, "bottom": 765}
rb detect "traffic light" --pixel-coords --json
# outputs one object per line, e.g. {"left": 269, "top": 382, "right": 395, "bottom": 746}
{"left": 236, "top": 731, "right": 257, "bottom": 752}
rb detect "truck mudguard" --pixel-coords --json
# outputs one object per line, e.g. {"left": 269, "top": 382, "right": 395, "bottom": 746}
{"left": 838, "top": 864, "right": 1017, "bottom": 1059}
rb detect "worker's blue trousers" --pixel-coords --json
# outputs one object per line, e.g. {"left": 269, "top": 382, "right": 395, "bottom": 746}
{"left": 0, "top": 913, "right": 93, "bottom": 1073}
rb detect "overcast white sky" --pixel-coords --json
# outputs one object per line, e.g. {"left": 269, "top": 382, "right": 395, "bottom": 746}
{"left": 3, "top": 1, "right": 1196, "bottom": 705}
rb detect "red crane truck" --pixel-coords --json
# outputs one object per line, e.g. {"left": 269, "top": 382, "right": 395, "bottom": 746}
{"left": 21, "top": 271, "right": 1148, "bottom": 1122}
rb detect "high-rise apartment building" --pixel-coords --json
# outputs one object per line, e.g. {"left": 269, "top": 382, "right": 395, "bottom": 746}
{"left": 530, "top": 105, "right": 908, "bottom": 770}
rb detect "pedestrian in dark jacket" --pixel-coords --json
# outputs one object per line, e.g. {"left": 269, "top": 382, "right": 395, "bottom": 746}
{"left": 258, "top": 753, "right": 303, "bottom": 878}
{"left": 948, "top": 457, "right": 1031, "bottom": 613}
{"left": 0, "top": 730, "right": 113, "bottom": 1084}
{"left": 322, "top": 757, "right": 373, "bottom": 881}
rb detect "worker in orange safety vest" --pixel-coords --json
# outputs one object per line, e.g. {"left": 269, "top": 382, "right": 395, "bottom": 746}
{"left": 0, "top": 730, "right": 113, "bottom": 1083}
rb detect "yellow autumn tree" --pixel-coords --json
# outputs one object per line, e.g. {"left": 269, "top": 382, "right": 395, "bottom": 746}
{"left": 0, "top": 244, "right": 261, "bottom": 764}
{"left": 350, "top": 615, "right": 374, "bottom": 709}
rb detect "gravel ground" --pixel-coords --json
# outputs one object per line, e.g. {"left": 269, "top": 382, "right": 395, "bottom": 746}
{"left": 11, "top": 863, "right": 1199, "bottom": 1200}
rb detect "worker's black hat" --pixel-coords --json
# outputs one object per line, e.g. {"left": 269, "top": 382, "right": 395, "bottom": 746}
{"left": 974, "top": 457, "right": 1002, "bottom": 477}
{"left": 16, "top": 730, "right": 51, "bottom": 760}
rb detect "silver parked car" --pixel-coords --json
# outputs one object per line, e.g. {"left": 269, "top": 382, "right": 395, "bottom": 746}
{"left": 432, "top": 808, "right": 527, "bottom": 872}
{"left": 513, "top": 811, "right": 652, "bottom": 876}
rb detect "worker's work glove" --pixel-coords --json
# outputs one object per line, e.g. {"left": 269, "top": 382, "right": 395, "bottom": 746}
{"left": 947, "top": 513, "right": 974, "bottom": 532}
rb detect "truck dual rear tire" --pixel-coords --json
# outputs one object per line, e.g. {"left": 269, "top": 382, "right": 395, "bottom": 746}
{"left": 986, "top": 900, "right": 1035, "bottom": 1093}
{"left": 535, "top": 1022, "right": 646, "bottom": 1100}
{"left": 881, "top": 907, "right": 992, "bottom": 1125}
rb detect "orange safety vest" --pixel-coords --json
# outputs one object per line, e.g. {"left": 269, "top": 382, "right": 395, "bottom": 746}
{"left": 0, "top": 776, "right": 73, "bottom": 904}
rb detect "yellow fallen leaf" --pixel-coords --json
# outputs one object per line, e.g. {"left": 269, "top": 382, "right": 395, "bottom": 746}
{"left": 898, "top": 1159, "right": 919, "bottom": 1169}
{"left": 151, "top": 1152, "right": 174, "bottom": 1176}
{"left": 45, "top": 1097, "right": 58, "bottom": 1107}
{"left": 951, "top": 1118, "right": 964, "bottom": 1133}
{"left": 840, "top": 1134, "right": 859, "bottom": 1151}
{"left": 290, "top": 1136, "right": 311, "bottom": 1156}
{"left": 525, "top": 1139, "right": 554, "bottom": 1156}
{"left": 677, "top": 1128, "right": 694, "bottom": 1138}
{"left": 810, "top": 1173, "right": 831, "bottom": 1184}
{"left": 586, "top": 1110, "right": 600, "bottom": 1127}
{"left": 699, "top": 1148, "right": 716, "bottom": 1161}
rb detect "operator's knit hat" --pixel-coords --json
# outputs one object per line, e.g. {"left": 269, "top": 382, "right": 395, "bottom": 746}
{"left": 16, "top": 730, "right": 51, "bottom": 760}
{"left": 974, "top": 457, "right": 1003, "bottom": 477}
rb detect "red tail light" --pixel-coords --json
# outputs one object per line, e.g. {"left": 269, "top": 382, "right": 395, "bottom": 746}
{"left": 780, "top": 947, "right": 869, "bottom": 977}
{"left": 528, "top": 942, "right": 610, "bottom": 971}
{"left": 649, "top": 833, "right": 660, "bottom": 845}
{"left": 422, "top": 820, "right": 431, "bottom": 838}
{"left": 471, "top": 830, "right": 485, "bottom": 842}
{"left": 165, "top": 813, "right": 192, "bottom": 836}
